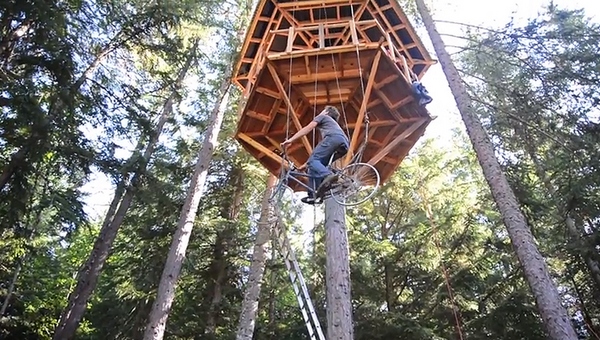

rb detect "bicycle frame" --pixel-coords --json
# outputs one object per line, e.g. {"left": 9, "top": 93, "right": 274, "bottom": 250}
{"left": 272, "top": 112, "right": 371, "bottom": 201}
{"left": 272, "top": 153, "right": 340, "bottom": 201}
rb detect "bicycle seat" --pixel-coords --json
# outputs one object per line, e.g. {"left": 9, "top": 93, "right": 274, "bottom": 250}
{"left": 328, "top": 143, "right": 349, "bottom": 165}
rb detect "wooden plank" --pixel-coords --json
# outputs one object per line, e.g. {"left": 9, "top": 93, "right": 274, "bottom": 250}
{"left": 368, "top": 119, "right": 427, "bottom": 166}
{"left": 386, "top": 33, "right": 395, "bottom": 62}
{"left": 368, "top": 0, "right": 415, "bottom": 65}
{"left": 279, "top": 0, "right": 363, "bottom": 9}
{"left": 318, "top": 23, "right": 325, "bottom": 49}
{"left": 345, "top": 119, "right": 398, "bottom": 128}
{"left": 232, "top": 0, "right": 269, "bottom": 84}
{"left": 262, "top": 98, "right": 283, "bottom": 133}
{"left": 268, "top": 42, "right": 380, "bottom": 60}
{"left": 380, "top": 46, "right": 411, "bottom": 84}
{"left": 344, "top": 50, "right": 382, "bottom": 165}
{"left": 349, "top": 20, "right": 358, "bottom": 44}
{"left": 246, "top": 110, "right": 271, "bottom": 122}
{"left": 286, "top": 27, "right": 294, "bottom": 53}
{"left": 256, "top": 86, "right": 280, "bottom": 98}
{"left": 277, "top": 9, "right": 313, "bottom": 47}
{"left": 400, "top": 55, "right": 412, "bottom": 82}
{"left": 391, "top": 95, "right": 413, "bottom": 110}
{"left": 266, "top": 62, "right": 313, "bottom": 154}
{"left": 238, "top": 133, "right": 287, "bottom": 168}
{"left": 375, "top": 73, "right": 399, "bottom": 89}
{"left": 386, "top": 0, "right": 433, "bottom": 77}
{"left": 290, "top": 69, "right": 362, "bottom": 84}
{"left": 271, "top": 20, "right": 378, "bottom": 34}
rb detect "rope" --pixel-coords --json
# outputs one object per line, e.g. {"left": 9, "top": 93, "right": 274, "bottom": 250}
{"left": 349, "top": 2, "right": 367, "bottom": 113}
{"left": 424, "top": 201, "right": 465, "bottom": 340}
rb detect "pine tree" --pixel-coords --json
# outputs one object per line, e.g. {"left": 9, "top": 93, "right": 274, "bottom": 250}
{"left": 414, "top": 0, "right": 578, "bottom": 339}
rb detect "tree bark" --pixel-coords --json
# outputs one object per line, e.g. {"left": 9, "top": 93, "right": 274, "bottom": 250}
{"left": 415, "top": 1, "right": 577, "bottom": 339}
{"left": 206, "top": 165, "right": 245, "bottom": 335}
{"left": 0, "top": 256, "right": 26, "bottom": 316}
{"left": 205, "top": 232, "right": 228, "bottom": 335}
{"left": 142, "top": 79, "right": 231, "bottom": 340}
{"left": 52, "top": 46, "right": 197, "bottom": 340}
{"left": 235, "top": 175, "right": 277, "bottom": 340}
{"left": 267, "top": 243, "right": 278, "bottom": 339}
{"left": 324, "top": 199, "right": 353, "bottom": 340}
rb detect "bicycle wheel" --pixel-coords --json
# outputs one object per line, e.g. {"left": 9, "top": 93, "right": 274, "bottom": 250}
{"left": 330, "top": 162, "right": 380, "bottom": 206}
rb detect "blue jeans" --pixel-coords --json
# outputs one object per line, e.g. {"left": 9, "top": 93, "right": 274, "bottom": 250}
{"left": 307, "top": 134, "right": 349, "bottom": 195}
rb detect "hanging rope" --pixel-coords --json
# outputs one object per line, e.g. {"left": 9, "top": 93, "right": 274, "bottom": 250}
{"left": 423, "top": 200, "right": 465, "bottom": 340}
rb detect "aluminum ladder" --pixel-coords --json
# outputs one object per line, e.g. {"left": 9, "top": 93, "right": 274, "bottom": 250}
{"left": 271, "top": 200, "right": 325, "bottom": 340}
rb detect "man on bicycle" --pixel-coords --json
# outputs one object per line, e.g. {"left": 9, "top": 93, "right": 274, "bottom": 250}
{"left": 281, "top": 105, "right": 349, "bottom": 204}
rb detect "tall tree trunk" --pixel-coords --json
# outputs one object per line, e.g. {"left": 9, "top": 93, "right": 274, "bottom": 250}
{"left": 236, "top": 175, "right": 277, "bottom": 340}
{"left": 0, "top": 255, "right": 27, "bottom": 316}
{"left": 206, "top": 165, "right": 245, "bottom": 335}
{"left": 205, "top": 232, "right": 228, "bottom": 335}
{"left": 52, "top": 47, "right": 197, "bottom": 340}
{"left": 267, "top": 242, "right": 278, "bottom": 340}
{"left": 414, "top": 1, "right": 578, "bottom": 339}
{"left": 142, "top": 79, "right": 231, "bottom": 340}
{"left": 324, "top": 199, "right": 353, "bottom": 340}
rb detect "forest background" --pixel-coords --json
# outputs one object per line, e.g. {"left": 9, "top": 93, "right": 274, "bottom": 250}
{"left": 1, "top": 0, "right": 599, "bottom": 339}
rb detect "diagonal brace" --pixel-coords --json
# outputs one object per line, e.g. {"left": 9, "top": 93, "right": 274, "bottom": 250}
{"left": 368, "top": 118, "right": 428, "bottom": 166}
{"left": 344, "top": 50, "right": 382, "bottom": 165}
{"left": 267, "top": 62, "right": 313, "bottom": 154}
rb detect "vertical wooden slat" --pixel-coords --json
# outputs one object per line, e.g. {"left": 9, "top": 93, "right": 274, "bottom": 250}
{"left": 319, "top": 23, "right": 325, "bottom": 49}
{"left": 349, "top": 20, "right": 358, "bottom": 45}
{"left": 286, "top": 26, "right": 294, "bottom": 53}
{"left": 386, "top": 32, "right": 395, "bottom": 62}
{"left": 400, "top": 55, "right": 411, "bottom": 82}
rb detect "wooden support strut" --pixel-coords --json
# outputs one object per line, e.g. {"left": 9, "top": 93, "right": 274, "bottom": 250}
{"left": 343, "top": 49, "right": 382, "bottom": 165}
{"left": 368, "top": 118, "right": 428, "bottom": 166}
{"left": 238, "top": 132, "right": 287, "bottom": 168}
{"left": 266, "top": 62, "right": 313, "bottom": 155}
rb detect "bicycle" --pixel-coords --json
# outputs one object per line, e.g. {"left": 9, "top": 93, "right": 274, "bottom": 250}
{"left": 272, "top": 146, "right": 380, "bottom": 207}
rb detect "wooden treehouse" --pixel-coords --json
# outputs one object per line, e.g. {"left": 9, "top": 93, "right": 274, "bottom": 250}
{"left": 233, "top": 0, "right": 435, "bottom": 191}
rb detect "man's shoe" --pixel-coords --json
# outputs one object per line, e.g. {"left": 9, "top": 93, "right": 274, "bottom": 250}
{"left": 301, "top": 196, "right": 317, "bottom": 205}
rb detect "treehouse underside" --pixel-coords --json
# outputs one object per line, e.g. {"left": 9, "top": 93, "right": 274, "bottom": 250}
{"left": 235, "top": 44, "right": 432, "bottom": 191}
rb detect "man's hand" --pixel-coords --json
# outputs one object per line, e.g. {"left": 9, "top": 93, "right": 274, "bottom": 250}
{"left": 297, "top": 162, "right": 307, "bottom": 170}
{"left": 281, "top": 139, "right": 292, "bottom": 150}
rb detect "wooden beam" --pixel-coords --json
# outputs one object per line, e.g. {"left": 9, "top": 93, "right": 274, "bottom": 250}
{"left": 386, "top": 0, "right": 434, "bottom": 77}
{"left": 268, "top": 42, "right": 380, "bottom": 60}
{"left": 266, "top": 62, "right": 313, "bottom": 154}
{"left": 349, "top": 20, "right": 359, "bottom": 45}
{"left": 391, "top": 95, "right": 414, "bottom": 110}
{"left": 286, "top": 26, "right": 294, "bottom": 53}
{"left": 277, "top": 10, "right": 313, "bottom": 47}
{"left": 344, "top": 50, "right": 381, "bottom": 165}
{"left": 238, "top": 133, "right": 287, "bottom": 168}
{"left": 368, "top": 119, "right": 427, "bottom": 166}
{"left": 292, "top": 68, "right": 362, "bottom": 83}
{"left": 256, "top": 86, "right": 280, "bottom": 99}
{"left": 271, "top": 20, "right": 378, "bottom": 34}
{"left": 319, "top": 23, "right": 325, "bottom": 49}
{"left": 345, "top": 119, "right": 398, "bottom": 128}
{"left": 278, "top": 0, "right": 363, "bottom": 9}
{"left": 368, "top": 0, "right": 415, "bottom": 66}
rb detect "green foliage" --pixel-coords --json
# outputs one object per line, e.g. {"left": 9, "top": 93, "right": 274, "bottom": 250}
{"left": 0, "top": 1, "right": 599, "bottom": 339}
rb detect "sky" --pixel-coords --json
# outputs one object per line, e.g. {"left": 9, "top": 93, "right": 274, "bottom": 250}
{"left": 80, "top": 0, "right": 600, "bottom": 236}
